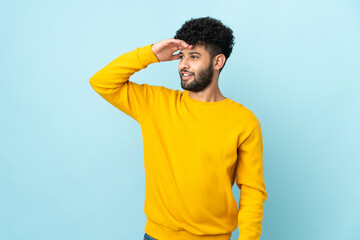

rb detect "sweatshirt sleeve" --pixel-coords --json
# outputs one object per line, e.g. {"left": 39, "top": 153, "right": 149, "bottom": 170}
{"left": 236, "top": 124, "right": 267, "bottom": 240}
{"left": 89, "top": 44, "right": 160, "bottom": 123}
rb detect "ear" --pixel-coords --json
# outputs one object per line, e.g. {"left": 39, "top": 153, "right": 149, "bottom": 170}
{"left": 212, "top": 54, "right": 226, "bottom": 71}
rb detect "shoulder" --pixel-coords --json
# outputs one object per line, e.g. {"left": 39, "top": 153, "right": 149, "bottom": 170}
{"left": 139, "top": 84, "right": 173, "bottom": 93}
{"left": 139, "top": 84, "right": 178, "bottom": 102}
{"left": 227, "top": 99, "right": 261, "bottom": 127}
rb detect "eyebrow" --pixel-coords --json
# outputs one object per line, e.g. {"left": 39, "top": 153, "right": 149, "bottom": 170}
{"left": 179, "top": 51, "right": 202, "bottom": 55}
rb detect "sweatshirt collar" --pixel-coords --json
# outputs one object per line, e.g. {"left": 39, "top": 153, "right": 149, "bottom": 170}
{"left": 182, "top": 90, "right": 232, "bottom": 109}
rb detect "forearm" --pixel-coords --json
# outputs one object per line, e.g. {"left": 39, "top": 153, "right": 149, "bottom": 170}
{"left": 89, "top": 44, "right": 159, "bottom": 94}
{"left": 88, "top": 44, "right": 160, "bottom": 123}
{"left": 238, "top": 184, "right": 267, "bottom": 240}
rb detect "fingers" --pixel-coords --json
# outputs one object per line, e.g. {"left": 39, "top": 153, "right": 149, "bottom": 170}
{"left": 152, "top": 38, "right": 193, "bottom": 62}
{"left": 170, "top": 54, "right": 181, "bottom": 61}
{"left": 168, "top": 38, "right": 193, "bottom": 50}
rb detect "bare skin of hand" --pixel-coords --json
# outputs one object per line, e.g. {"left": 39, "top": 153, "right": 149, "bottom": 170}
{"left": 151, "top": 39, "right": 193, "bottom": 62}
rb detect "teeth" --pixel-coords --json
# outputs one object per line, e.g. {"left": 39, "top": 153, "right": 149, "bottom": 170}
{"left": 183, "top": 73, "right": 191, "bottom": 76}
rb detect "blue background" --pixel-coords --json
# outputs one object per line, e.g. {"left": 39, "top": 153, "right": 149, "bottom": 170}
{"left": 1, "top": 0, "right": 359, "bottom": 239}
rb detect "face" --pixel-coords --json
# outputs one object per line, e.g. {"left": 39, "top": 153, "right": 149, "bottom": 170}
{"left": 178, "top": 45, "right": 214, "bottom": 92}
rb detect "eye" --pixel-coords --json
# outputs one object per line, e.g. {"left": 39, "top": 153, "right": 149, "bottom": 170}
{"left": 191, "top": 55, "right": 198, "bottom": 59}
{"left": 179, "top": 55, "right": 184, "bottom": 59}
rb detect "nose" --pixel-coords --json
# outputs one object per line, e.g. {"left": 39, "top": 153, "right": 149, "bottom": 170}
{"left": 179, "top": 57, "right": 190, "bottom": 71}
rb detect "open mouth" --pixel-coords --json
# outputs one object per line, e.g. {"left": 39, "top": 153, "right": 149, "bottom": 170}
{"left": 181, "top": 72, "right": 194, "bottom": 80}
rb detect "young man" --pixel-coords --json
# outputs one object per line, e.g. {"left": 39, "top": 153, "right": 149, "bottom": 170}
{"left": 89, "top": 17, "right": 267, "bottom": 240}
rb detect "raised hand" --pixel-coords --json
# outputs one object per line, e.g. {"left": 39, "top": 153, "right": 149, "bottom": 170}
{"left": 151, "top": 38, "right": 193, "bottom": 62}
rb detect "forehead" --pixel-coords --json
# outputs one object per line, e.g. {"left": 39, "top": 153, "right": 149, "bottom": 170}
{"left": 180, "top": 44, "right": 209, "bottom": 55}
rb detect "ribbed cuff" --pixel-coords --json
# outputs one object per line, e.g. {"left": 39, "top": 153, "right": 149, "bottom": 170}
{"left": 137, "top": 44, "right": 160, "bottom": 67}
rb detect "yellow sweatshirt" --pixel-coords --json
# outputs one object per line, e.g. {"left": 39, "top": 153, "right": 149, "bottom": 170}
{"left": 89, "top": 44, "right": 267, "bottom": 240}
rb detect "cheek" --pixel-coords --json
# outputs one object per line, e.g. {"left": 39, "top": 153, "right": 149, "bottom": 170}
{"left": 194, "top": 64, "right": 204, "bottom": 73}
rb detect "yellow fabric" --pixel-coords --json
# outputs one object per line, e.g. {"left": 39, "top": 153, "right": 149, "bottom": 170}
{"left": 89, "top": 44, "right": 267, "bottom": 240}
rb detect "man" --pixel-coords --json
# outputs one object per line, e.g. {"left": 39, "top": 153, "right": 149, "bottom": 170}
{"left": 89, "top": 17, "right": 267, "bottom": 240}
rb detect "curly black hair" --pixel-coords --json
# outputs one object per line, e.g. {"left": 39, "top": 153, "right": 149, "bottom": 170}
{"left": 174, "top": 17, "right": 235, "bottom": 70}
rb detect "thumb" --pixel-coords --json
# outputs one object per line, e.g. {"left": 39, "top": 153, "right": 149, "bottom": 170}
{"left": 170, "top": 54, "right": 181, "bottom": 61}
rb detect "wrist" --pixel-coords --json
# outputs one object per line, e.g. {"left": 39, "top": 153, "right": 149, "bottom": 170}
{"left": 150, "top": 43, "right": 160, "bottom": 61}
{"left": 138, "top": 44, "right": 160, "bottom": 66}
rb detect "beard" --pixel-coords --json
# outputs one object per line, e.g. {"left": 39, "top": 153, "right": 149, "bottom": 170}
{"left": 179, "top": 62, "right": 214, "bottom": 92}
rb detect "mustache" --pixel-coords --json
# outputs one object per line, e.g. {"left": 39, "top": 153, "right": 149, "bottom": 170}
{"left": 180, "top": 69, "right": 194, "bottom": 74}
